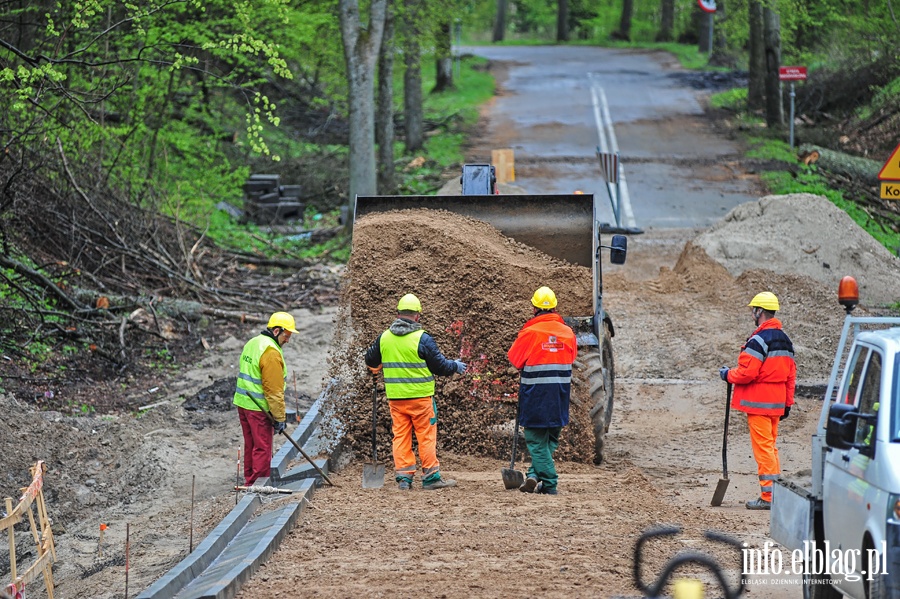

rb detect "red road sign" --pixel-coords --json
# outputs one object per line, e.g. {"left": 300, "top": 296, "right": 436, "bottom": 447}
{"left": 779, "top": 66, "right": 808, "bottom": 81}
{"left": 697, "top": 0, "right": 716, "bottom": 12}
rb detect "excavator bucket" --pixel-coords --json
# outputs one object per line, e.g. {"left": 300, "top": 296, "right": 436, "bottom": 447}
{"left": 354, "top": 194, "right": 595, "bottom": 268}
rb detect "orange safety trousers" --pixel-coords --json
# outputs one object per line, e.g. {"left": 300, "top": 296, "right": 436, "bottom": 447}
{"left": 748, "top": 413, "right": 781, "bottom": 501}
{"left": 389, "top": 397, "right": 439, "bottom": 479}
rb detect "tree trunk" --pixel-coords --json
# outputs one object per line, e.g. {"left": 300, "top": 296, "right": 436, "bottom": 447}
{"left": 747, "top": 0, "right": 765, "bottom": 110}
{"left": 764, "top": 6, "right": 783, "bottom": 128}
{"left": 656, "top": 0, "right": 675, "bottom": 42}
{"left": 339, "top": 0, "right": 388, "bottom": 232}
{"left": 557, "top": 0, "right": 570, "bottom": 42}
{"left": 710, "top": 0, "right": 727, "bottom": 60}
{"left": 402, "top": 0, "right": 424, "bottom": 153}
{"left": 433, "top": 20, "right": 454, "bottom": 93}
{"left": 612, "top": 0, "right": 633, "bottom": 41}
{"left": 376, "top": 2, "right": 395, "bottom": 195}
{"left": 493, "top": 0, "right": 507, "bottom": 42}
{"left": 697, "top": 7, "right": 712, "bottom": 54}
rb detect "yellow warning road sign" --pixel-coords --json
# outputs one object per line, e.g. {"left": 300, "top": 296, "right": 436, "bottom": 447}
{"left": 878, "top": 142, "right": 900, "bottom": 180}
{"left": 881, "top": 182, "right": 900, "bottom": 200}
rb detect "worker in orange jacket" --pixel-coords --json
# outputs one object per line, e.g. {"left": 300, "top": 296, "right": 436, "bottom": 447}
{"left": 507, "top": 286, "right": 577, "bottom": 496}
{"left": 719, "top": 292, "right": 796, "bottom": 510}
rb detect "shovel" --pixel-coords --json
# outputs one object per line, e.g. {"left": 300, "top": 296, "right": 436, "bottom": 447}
{"left": 362, "top": 380, "right": 386, "bottom": 489}
{"left": 502, "top": 400, "right": 526, "bottom": 489}
{"left": 710, "top": 382, "right": 733, "bottom": 506}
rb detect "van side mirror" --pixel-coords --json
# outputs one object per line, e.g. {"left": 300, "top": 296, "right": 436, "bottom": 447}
{"left": 825, "top": 403, "right": 857, "bottom": 449}
{"left": 609, "top": 234, "right": 627, "bottom": 265}
{"left": 825, "top": 403, "right": 876, "bottom": 455}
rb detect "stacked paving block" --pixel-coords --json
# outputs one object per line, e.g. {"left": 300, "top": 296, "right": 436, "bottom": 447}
{"left": 242, "top": 174, "right": 305, "bottom": 225}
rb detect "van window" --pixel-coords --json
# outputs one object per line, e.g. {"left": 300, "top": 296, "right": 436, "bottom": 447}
{"left": 841, "top": 346, "right": 867, "bottom": 405}
{"left": 854, "top": 351, "right": 881, "bottom": 446}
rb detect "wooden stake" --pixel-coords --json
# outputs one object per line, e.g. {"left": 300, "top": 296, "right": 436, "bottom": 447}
{"left": 293, "top": 372, "right": 300, "bottom": 422}
{"left": 124, "top": 523, "right": 130, "bottom": 599}
{"left": 189, "top": 475, "right": 195, "bottom": 553}
{"left": 6, "top": 497, "right": 15, "bottom": 582}
{"left": 97, "top": 523, "right": 107, "bottom": 557}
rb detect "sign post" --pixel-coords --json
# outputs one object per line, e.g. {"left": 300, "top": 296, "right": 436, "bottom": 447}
{"left": 779, "top": 66, "right": 808, "bottom": 150}
{"left": 878, "top": 142, "right": 900, "bottom": 201}
{"left": 697, "top": 0, "right": 716, "bottom": 55}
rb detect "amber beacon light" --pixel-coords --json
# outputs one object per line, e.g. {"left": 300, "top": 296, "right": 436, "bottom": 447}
{"left": 838, "top": 276, "right": 859, "bottom": 313}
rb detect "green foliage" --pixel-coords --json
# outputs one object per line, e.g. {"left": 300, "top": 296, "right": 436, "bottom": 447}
{"left": 744, "top": 136, "right": 800, "bottom": 164}
{"left": 709, "top": 88, "right": 748, "bottom": 111}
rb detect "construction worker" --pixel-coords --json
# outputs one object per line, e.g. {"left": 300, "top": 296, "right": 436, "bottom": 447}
{"left": 719, "top": 292, "right": 796, "bottom": 510}
{"left": 507, "top": 286, "right": 578, "bottom": 496}
{"left": 233, "top": 312, "right": 296, "bottom": 485}
{"left": 365, "top": 293, "right": 466, "bottom": 491}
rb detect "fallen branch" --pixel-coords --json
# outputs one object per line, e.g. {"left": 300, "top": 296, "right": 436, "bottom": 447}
{"left": 799, "top": 144, "right": 883, "bottom": 186}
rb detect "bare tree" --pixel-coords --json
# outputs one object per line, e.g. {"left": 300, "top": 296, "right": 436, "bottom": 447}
{"left": 747, "top": 0, "right": 765, "bottom": 109}
{"left": 493, "top": 0, "right": 508, "bottom": 42}
{"left": 402, "top": 0, "right": 424, "bottom": 153}
{"left": 764, "top": 6, "right": 783, "bottom": 127}
{"left": 557, "top": 0, "right": 570, "bottom": 42}
{"left": 376, "top": 2, "right": 396, "bottom": 195}
{"left": 339, "top": 0, "right": 388, "bottom": 229}
{"left": 433, "top": 19, "right": 454, "bottom": 92}
{"left": 656, "top": 0, "right": 675, "bottom": 42}
{"left": 612, "top": 0, "right": 634, "bottom": 41}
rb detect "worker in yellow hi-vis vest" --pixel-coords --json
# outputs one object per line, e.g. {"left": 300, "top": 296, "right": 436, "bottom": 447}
{"left": 233, "top": 312, "right": 296, "bottom": 485}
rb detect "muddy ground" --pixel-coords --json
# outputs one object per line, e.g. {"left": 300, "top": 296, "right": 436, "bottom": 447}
{"left": 7, "top": 190, "right": 895, "bottom": 598}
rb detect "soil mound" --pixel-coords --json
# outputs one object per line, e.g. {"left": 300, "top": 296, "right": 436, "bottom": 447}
{"left": 692, "top": 193, "right": 900, "bottom": 307}
{"left": 323, "top": 208, "right": 597, "bottom": 462}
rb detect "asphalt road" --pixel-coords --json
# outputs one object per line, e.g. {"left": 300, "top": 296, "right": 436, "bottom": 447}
{"left": 462, "top": 45, "right": 763, "bottom": 230}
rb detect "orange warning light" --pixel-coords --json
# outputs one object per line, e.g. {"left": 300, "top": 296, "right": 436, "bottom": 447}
{"left": 838, "top": 276, "right": 859, "bottom": 313}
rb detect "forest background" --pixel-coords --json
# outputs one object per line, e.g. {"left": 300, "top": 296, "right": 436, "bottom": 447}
{"left": 0, "top": 0, "right": 898, "bottom": 414}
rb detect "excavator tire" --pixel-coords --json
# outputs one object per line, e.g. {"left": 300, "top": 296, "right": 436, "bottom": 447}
{"left": 576, "top": 323, "right": 614, "bottom": 465}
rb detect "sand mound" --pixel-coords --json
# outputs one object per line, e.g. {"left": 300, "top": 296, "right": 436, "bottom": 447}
{"left": 322, "top": 208, "right": 597, "bottom": 462}
{"left": 693, "top": 193, "right": 900, "bottom": 307}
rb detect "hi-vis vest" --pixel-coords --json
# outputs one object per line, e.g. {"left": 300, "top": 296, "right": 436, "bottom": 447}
{"left": 380, "top": 329, "right": 434, "bottom": 399}
{"left": 233, "top": 334, "right": 286, "bottom": 412}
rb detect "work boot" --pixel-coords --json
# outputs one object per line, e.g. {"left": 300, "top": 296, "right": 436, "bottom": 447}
{"left": 746, "top": 498, "right": 771, "bottom": 510}
{"left": 397, "top": 477, "right": 412, "bottom": 491}
{"left": 537, "top": 483, "right": 558, "bottom": 496}
{"left": 423, "top": 478, "right": 457, "bottom": 490}
{"left": 520, "top": 476, "right": 538, "bottom": 493}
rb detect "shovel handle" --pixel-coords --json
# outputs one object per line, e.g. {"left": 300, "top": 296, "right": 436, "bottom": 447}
{"left": 722, "top": 383, "right": 732, "bottom": 478}
{"left": 372, "top": 381, "right": 379, "bottom": 463}
{"left": 510, "top": 400, "right": 521, "bottom": 469}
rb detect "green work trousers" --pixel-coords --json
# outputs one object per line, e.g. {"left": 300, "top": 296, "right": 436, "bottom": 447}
{"left": 524, "top": 426, "right": 561, "bottom": 490}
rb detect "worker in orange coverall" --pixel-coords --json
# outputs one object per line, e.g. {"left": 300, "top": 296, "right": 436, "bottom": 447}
{"left": 719, "top": 291, "right": 796, "bottom": 510}
{"left": 507, "top": 286, "right": 577, "bottom": 496}
{"left": 365, "top": 293, "right": 466, "bottom": 491}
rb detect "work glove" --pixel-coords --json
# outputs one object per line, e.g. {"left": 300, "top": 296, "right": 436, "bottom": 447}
{"left": 454, "top": 360, "right": 467, "bottom": 374}
{"left": 719, "top": 366, "right": 730, "bottom": 382}
{"left": 780, "top": 406, "right": 791, "bottom": 421}
{"left": 273, "top": 420, "right": 286, "bottom": 434}
{"left": 367, "top": 365, "right": 383, "bottom": 374}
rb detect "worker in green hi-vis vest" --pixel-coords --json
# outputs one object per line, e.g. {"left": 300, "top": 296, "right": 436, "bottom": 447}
{"left": 233, "top": 312, "right": 297, "bottom": 485}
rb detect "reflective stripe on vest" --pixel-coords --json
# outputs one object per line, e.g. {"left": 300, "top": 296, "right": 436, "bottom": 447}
{"left": 521, "top": 363, "right": 573, "bottom": 385}
{"left": 233, "top": 334, "right": 286, "bottom": 412}
{"left": 381, "top": 329, "right": 434, "bottom": 399}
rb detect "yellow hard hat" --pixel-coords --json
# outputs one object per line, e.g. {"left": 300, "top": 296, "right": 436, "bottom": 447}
{"left": 748, "top": 291, "right": 780, "bottom": 312}
{"left": 397, "top": 293, "right": 422, "bottom": 312}
{"left": 531, "top": 286, "right": 558, "bottom": 309}
{"left": 267, "top": 311, "right": 298, "bottom": 333}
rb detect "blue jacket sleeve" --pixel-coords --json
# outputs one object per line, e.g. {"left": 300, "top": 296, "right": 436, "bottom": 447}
{"left": 419, "top": 333, "right": 459, "bottom": 377}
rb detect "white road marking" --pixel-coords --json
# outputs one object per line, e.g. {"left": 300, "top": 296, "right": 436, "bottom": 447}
{"left": 589, "top": 74, "right": 637, "bottom": 229}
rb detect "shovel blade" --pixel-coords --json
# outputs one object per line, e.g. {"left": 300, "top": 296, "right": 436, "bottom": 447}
{"left": 710, "top": 477, "right": 729, "bottom": 506}
{"left": 502, "top": 467, "right": 525, "bottom": 490}
{"left": 362, "top": 463, "right": 386, "bottom": 489}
